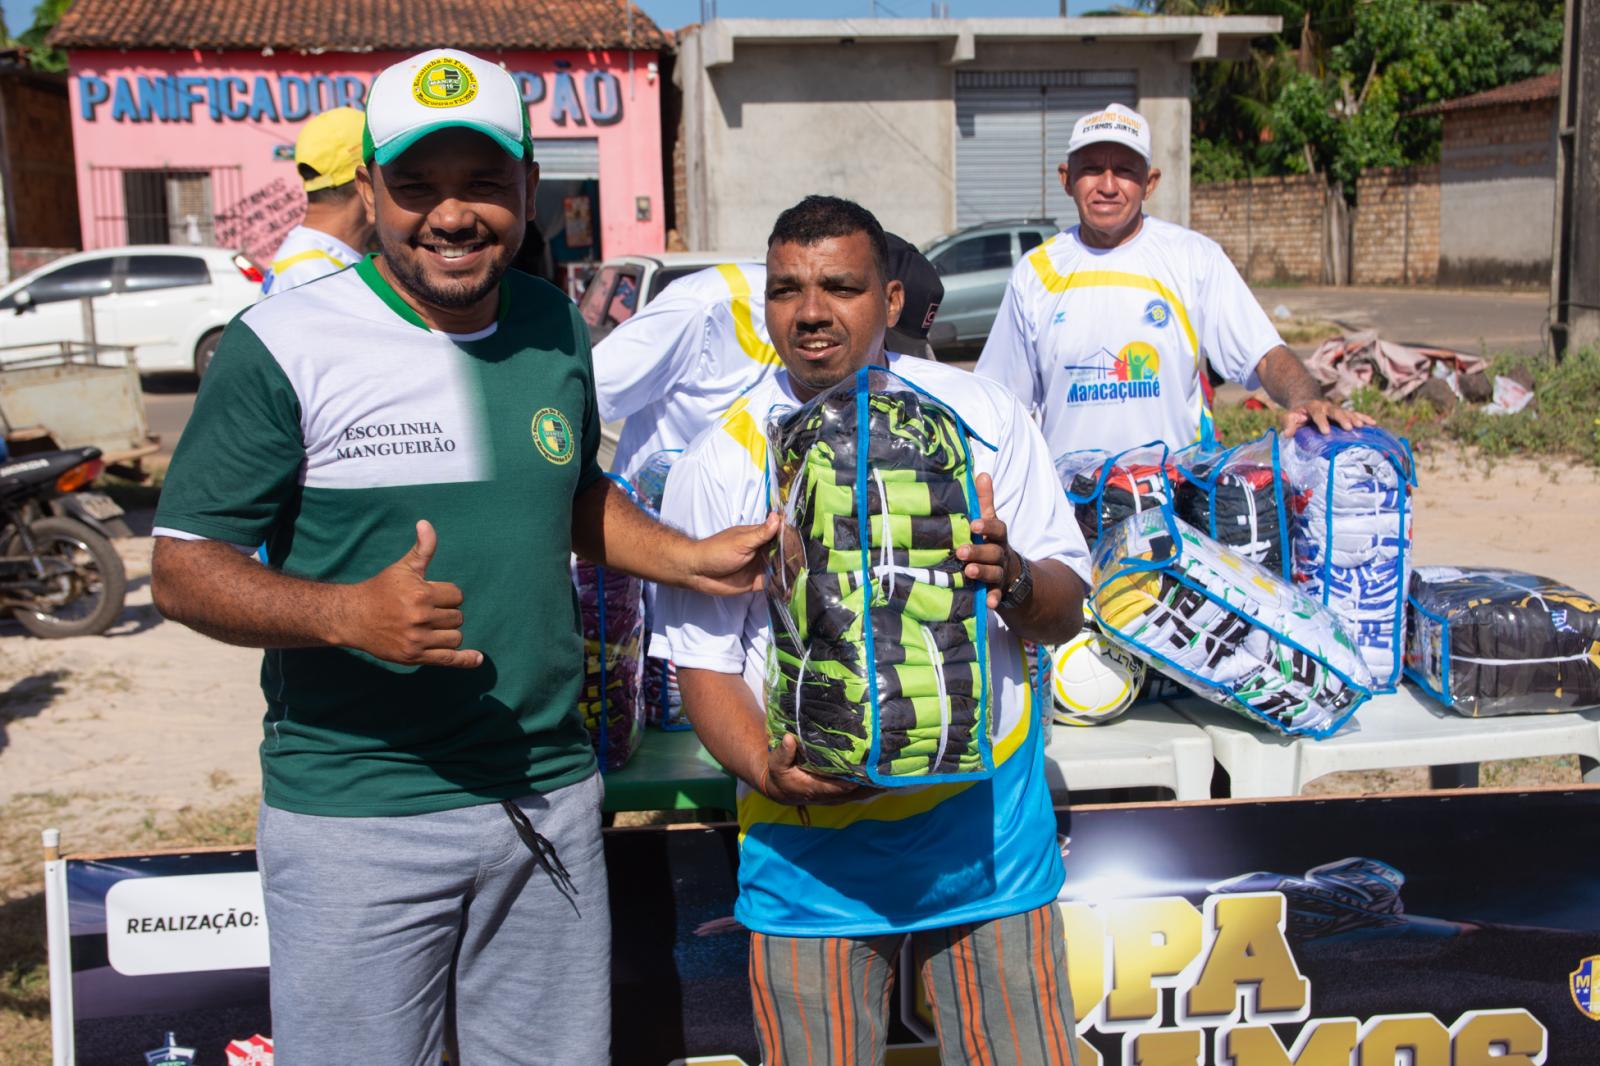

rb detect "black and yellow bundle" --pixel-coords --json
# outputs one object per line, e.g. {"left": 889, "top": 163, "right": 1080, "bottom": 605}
{"left": 764, "top": 368, "right": 994, "bottom": 787}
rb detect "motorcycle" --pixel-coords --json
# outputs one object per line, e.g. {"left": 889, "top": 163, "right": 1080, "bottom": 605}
{"left": 0, "top": 445, "right": 128, "bottom": 637}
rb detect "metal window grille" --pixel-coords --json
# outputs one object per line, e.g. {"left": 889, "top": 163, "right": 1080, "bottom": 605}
{"left": 88, "top": 165, "right": 244, "bottom": 249}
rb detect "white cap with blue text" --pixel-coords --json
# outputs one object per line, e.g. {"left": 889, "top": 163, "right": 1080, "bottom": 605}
{"left": 1067, "top": 103, "right": 1152, "bottom": 164}
{"left": 363, "top": 48, "right": 532, "bottom": 166}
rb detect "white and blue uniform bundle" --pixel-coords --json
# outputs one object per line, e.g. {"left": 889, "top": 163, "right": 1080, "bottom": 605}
{"left": 1287, "top": 427, "right": 1416, "bottom": 691}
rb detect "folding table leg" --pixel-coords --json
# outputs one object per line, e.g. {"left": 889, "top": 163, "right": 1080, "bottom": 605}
{"left": 1429, "top": 763, "right": 1479, "bottom": 789}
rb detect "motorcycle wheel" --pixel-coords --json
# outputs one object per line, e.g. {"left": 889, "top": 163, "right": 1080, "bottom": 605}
{"left": 6, "top": 516, "right": 128, "bottom": 638}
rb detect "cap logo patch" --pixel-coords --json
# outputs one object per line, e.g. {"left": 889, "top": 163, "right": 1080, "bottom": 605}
{"left": 413, "top": 58, "right": 479, "bottom": 108}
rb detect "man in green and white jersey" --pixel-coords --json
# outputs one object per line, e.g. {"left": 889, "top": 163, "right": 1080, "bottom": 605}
{"left": 151, "top": 49, "right": 775, "bottom": 1064}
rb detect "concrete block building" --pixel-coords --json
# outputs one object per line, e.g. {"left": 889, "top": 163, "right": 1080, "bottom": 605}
{"left": 1426, "top": 72, "right": 1560, "bottom": 286}
{"left": 673, "top": 16, "right": 1279, "bottom": 252}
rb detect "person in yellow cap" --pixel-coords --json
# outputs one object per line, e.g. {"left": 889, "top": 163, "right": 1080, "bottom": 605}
{"left": 260, "top": 106, "right": 373, "bottom": 297}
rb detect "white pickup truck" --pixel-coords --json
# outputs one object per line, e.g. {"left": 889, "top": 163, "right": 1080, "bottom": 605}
{"left": 576, "top": 251, "right": 761, "bottom": 345}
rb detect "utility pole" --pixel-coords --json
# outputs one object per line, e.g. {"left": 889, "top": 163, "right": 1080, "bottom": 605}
{"left": 1552, "top": 0, "right": 1599, "bottom": 357}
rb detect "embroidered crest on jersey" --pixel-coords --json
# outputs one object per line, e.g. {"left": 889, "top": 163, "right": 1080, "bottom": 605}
{"left": 532, "top": 407, "right": 575, "bottom": 464}
{"left": 413, "top": 58, "right": 478, "bottom": 108}
{"left": 1144, "top": 298, "right": 1172, "bottom": 328}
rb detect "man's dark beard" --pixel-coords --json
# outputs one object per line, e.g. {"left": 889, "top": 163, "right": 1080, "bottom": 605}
{"left": 378, "top": 230, "right": 520, "bottom": 310}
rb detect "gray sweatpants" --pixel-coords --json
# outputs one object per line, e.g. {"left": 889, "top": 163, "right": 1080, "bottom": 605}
{"left": 258, "top": 772, "right": 609, "bottom": 1065}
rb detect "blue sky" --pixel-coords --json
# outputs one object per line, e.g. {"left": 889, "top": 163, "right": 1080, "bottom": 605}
{"left": 5, "top": 0, "right": 1113, "bottom": 41}
{"left": 3, "top": 0, "right": 29, "bottom": 36}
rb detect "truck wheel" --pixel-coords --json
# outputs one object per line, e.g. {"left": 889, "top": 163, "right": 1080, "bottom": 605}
{"left": 194, "top": 329, "right": 223, "bottom": 379}
{"left": 6, "top": 517, "right": 129, "bottom": 638}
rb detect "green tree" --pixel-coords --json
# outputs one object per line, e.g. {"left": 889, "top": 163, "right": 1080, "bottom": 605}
{"left": 19, "top": 0, "right": 72, "bottom": 73}
{"left": 1151, "top": 0, "right": 1564, "bottom": 188}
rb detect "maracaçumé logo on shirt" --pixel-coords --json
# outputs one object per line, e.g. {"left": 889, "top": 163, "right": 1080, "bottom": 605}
{"left": 1062, "top": 341, "right": 1163, "bottom": 405}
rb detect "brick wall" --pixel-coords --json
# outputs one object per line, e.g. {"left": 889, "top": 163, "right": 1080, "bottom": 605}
{"left": 1352, "top": 166, "right": 1440, "bottom": 285}
{"left": 1443, "top": 99, "right": 1557, "bottom": 171}
{"left": 9, "top": 247, "right": 75, "bottom": 278}
{"left": 1190, "top": 174, "right": 1327, "bottom": 283}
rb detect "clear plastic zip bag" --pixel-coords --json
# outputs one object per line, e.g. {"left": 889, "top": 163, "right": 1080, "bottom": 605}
{"left": 571, "top": 475, "right": 647, "bottom": 770}
{"left": 763, "top": 366, "right": 996, "bottom": 786}
{"left": 1092, "top": 507, "right": 1374, "bottom": 738}
{"left": 1286, "top": 427, "right": 1416, "bottom": 692}
{"left": 1056, "top": 442, "right": 1184, "bottom": 549}
{"left": 1174, "top": 430, "right": 1296, "bottom": 580}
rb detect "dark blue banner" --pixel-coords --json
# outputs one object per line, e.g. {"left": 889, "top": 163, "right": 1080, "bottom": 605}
{"left": 64, "top": 787, "right": 1600, "bottom": 1064}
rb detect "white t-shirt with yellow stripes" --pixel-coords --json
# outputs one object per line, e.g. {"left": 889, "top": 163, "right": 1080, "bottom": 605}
{"left": 593, "top": 262, "right": 780, "bottom": 481}
{"left": 975, "top": 216, "right": 1283, "bottom": 458}
{"left": 260, "top": 225, "right": 362, "bottom": 298}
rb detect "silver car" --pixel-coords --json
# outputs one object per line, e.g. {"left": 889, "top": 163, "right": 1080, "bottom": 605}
{"left": 922, "top": 220, "right": 1057, "bottom": 352}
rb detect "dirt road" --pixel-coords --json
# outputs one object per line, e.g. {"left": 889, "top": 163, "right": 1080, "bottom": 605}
{"left": 1259, "top": 285, "right": 1549, "bottom": 356}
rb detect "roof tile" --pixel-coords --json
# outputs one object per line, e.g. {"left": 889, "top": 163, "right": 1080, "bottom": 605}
{"left": 1423, "top": 71, "right": 1561, "bottom": 115}
{"left": 50, "top": 0, "right": 669, "bottom": 52}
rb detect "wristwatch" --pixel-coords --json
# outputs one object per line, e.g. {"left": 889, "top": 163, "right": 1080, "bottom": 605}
{"left": 998, "top": 552, "right": 1033, "bottom": 610}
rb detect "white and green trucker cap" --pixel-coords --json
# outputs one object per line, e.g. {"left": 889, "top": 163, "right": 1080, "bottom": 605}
{"left": 363, "top": 48, "right": 533, "bottom": 166}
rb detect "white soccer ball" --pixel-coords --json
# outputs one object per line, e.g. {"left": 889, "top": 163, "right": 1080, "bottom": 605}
{"left": 1050, "top": 629, "right": 1146, "bottom": 727}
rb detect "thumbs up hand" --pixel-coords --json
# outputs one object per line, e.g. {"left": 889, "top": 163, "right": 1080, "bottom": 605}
{"left": 344, "top": 519, "right": 483, "bottom": 668}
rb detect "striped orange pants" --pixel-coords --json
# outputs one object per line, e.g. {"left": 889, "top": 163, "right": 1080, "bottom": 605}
{"left": 747, "top": 901, "right": 1078, "bottom": 1066}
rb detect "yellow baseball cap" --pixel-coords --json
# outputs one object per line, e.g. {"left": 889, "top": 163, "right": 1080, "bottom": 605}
{"left": 295, "top": 107, "right": 366, "bottom": 192}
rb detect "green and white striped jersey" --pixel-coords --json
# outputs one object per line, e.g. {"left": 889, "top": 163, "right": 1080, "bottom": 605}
{"left": 156, "top": 257, "right": 604, "bottom": 817}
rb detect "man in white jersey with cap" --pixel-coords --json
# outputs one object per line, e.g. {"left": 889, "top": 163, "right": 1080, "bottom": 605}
{"left": 976, "top": 102, "right": 1371, "bottom": 458}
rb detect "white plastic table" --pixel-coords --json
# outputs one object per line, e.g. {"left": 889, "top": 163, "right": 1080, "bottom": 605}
{"left": 1043, "top": 704, "right": 1216, "bottom": 801}
{"left": 1172, "top": 683, "right": 1600, "bottom": 798}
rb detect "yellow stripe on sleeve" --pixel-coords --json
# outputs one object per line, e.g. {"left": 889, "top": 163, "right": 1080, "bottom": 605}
{"left": 717, "top": 264, "right": 783, "bottom": 367}
{"left": 718, "top": 395, "right": 768, "bottom": 472}
{"left": 271, "top": 248, "right": 352, "bottom": 276}
{"left": 1025, "top": 245, "right": 1201, "bottom": 356}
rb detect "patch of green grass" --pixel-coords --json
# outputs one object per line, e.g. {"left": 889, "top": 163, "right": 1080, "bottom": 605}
{"left": 1433, "top": 349, "right": 1600, "bottom": 465}
{"left": 0, "top": 792, "right": 260, "bottom": 1064}
{"left": 0, "top": 794, "right": 74, "bottom": 1065}
{"left": 1212, "top": 402, "right": 1279, "bottom": 446}
{"left": 133, "top": 795, "right": 259, "bottom": 850}
{"left": 0, "top": 892, "right": 48, "bottom": 1064}
{"left": 1273, "top": 319, "right": 1344, "bottom": 346}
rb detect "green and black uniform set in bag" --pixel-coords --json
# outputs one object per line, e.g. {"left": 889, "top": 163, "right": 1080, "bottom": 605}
{"left": 763, "top": 367, "right": 996, "bottom": 786}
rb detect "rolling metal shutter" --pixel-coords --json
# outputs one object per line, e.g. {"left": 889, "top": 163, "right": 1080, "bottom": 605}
{"left": 532, "top": 138, "right": 600, "bottom": 179}
{"left": 955, "top": 71, "right": 1138, "bottom": 228}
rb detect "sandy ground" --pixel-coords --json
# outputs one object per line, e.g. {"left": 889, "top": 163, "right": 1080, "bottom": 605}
{"left": 1, "top": 453, "right": 1597, "bottom": 865}
{"left": 0, "top": 538, "right": 264, "bottom": 865}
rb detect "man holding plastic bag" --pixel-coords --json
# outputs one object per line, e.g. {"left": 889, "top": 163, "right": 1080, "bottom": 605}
{"left": 660, "top": 195, "right": 1090, "bottom": 1064}
{"left": 975, "top": 103, "right": 1371, "bottom": 455}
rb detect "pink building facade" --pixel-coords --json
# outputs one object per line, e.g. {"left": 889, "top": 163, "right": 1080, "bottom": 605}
{"left": 65, "top": 48, "right": 665, "bottom": 271}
